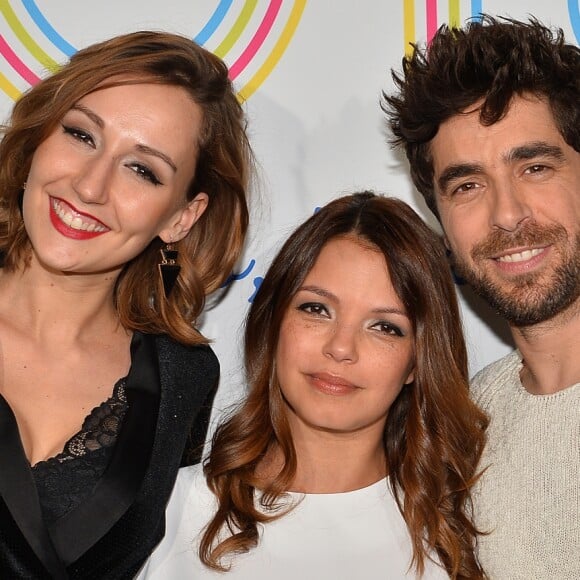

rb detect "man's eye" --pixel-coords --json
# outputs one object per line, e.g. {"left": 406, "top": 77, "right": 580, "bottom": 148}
{"left": 525, "top": 164, "right": 548, "bottom": 174}
{"left": 453, "top": 182, "right": 479, "bottom": 195}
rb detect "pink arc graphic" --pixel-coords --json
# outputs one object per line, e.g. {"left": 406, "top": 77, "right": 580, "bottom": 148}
{"left": 0, "top": 0, "right": 306, "bottom": 101}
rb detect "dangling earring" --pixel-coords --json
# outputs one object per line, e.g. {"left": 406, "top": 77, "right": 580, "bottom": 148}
{"left": 158, "top": 242, "right": 180, "bottom": 297}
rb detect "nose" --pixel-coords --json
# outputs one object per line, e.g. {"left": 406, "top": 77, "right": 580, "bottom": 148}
{"left": 489, "top": 180, "right": 532, "bottom": 232}
{"left": 71, "top": 154, "right": 112, "bottom": 205}
{"left": 322, "top": 324, "right": 358, "bottom": 363}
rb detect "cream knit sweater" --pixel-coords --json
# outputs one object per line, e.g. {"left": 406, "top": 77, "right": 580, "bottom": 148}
{"left": 471, "top": 351, "right": 580, "bottom": 579}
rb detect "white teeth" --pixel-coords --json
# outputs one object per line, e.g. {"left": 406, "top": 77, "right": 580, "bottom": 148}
{"left": 497, "top": 248, "right": 543, "bottom": 263}
{"left": 71, "top": 216, "right": 83, "bottom": 230}
{"left": 52, "top": 199, "right": 107, "bottom": 232}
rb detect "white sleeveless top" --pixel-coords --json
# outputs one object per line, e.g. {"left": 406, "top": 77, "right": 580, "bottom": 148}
{"left": 137, "top": 464, "right": 448, "bottom": 579}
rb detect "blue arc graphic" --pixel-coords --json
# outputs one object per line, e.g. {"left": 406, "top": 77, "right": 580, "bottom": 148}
{"left": 569, "top": 0, "right": 580, "bottom": 43}
{"left": 21, "top": 0, "right": 234, "bottom": 57}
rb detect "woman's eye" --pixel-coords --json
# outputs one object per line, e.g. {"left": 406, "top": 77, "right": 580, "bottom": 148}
{"left": 128, "top": 163, "right": 163, "bottom": 186}
{"left": 297, "top": 302, "right": 328, "bottom": 316}
{"left": 62, "top": 125, "right": 94, "bottom": 147}
{"left": 372, "top": 321, "right": 404, "bottom": 337}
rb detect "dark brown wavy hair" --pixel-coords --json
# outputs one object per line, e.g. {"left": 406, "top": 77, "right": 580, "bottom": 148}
{"left": 383, "top": 15, "right": 580, "bottom": 217}
{"left": 0, "top": 31, "right": 253, "bottom": 344}
{"left": 201, "top": 192, "right": 488, "bottom": 578}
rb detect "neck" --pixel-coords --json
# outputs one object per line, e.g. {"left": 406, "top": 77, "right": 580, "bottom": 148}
{"left": 511, "top": 298, "right": 580, "bottom": 395}
{"left": 282, "top": 417, "right": 387, "bottom": 494}
{"left": 0, "top": 260, "right": 123, "bottom": 343}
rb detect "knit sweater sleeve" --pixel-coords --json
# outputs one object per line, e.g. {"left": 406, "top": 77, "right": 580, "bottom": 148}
{"left": 469, "top": 351, "right": 580, "bottom": 580}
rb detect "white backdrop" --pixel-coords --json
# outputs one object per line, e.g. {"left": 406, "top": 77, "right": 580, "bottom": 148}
{"left": 1, "top": 1, "right": 578, "bottom": 430}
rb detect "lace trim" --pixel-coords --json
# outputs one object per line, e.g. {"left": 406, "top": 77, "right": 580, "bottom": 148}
{"left": 33, "top": 378, "right": 128, "bottom": 468}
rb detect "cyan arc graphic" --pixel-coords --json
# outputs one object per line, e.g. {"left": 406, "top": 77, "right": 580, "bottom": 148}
{"left": 404, "top": 0, "right": 484, "bottom": 52}
{"left": 0, "top": 0, "right": 306, "bottom": 102}
{"left": 405, "top": 0, "right": 579, "bottom": 51}
{"left": 569, "top": 0, "right": 580, "bottom": 43}
{"left": 22, "top": 0, "right": 75, "bottom": 57}
{"left": 194, "top": 0, "right": 234, "bottom": 46}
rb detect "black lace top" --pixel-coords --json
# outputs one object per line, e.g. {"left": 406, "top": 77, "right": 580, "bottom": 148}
{"left": 31, "top": 378, "right": 128, "bottom": 525}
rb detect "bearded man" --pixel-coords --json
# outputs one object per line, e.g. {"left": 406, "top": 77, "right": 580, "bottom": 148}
{"left": 384, "top": 16, "right": 579, "bottom": 579}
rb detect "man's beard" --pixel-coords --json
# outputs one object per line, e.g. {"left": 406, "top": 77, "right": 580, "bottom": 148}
{"left": 453, "top": 222, "right": 580, "bottom": 327}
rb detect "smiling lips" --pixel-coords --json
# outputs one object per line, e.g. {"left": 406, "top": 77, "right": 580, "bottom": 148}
{"left": 49, "top": 197, "right": 110, "bottom": 240}
{"left": 308, "top": 372, "right": 359, "bottom": 396}
{"left": 496, "top": 247, "right": 545, "bottom": 263}
{"left": 491, "top": 246, "right": 550, "bottom": 274}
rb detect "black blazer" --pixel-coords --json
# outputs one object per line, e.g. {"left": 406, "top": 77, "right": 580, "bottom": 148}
{"left": 0, "top": 331, "right": 219, "bottom": 579}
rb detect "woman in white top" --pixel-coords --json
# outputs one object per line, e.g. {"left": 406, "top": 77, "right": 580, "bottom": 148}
{"left": 140, "top": 192, "right": 488, "bottom": 579}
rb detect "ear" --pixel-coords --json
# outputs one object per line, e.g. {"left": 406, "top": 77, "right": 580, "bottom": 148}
{"left": 159, "top": 192, "right": 209, "bottom": 243}
{"left": 403, "top": 366, "right": 415, "bottom": 385}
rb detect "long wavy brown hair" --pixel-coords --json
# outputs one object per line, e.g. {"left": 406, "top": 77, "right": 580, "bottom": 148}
{"left": 201, "top": 192, "right": 488, "bottom": 578}
{"left": 0, "top": 31, "right": 253, "bottom": 345}
{"left": 383, "top": 15, "right": 580, "bottom": 218}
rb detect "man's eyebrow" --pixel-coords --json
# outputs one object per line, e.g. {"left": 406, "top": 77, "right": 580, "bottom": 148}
{"left": 503, "top": 142, "right": 565, "bottom": 163}
{"left": 437, "top": 163, "right": 484, "bottom": 193}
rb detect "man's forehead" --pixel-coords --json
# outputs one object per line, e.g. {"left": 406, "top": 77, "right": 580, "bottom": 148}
{"left": 431, "top": 97, "right": 562, "bottom": 160}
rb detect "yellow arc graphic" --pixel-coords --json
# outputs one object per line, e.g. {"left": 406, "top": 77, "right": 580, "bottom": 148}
{"left": 0, "top": 0, "right": 306, "bottom": 102}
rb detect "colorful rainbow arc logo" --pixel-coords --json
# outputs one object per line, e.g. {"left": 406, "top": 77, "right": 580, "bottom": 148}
{"left": 404, "top": 0, "right": 580, "bottom": 51}
{"left": 404, "top": 0, "right": 482, "bottom": 52}
{"left": 0, "top": 0, "right": 306, "bottom": 102}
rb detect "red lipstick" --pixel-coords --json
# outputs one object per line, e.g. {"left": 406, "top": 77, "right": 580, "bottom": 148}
{"left": 49, "top": 197, "right": 109, "bottom": 240}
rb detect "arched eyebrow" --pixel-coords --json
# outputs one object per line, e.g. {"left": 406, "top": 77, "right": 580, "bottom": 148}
{"left": 71, "top": 104, "right": 104, "bottom": 128}
{"left": 503, "top": 142, "right": 565, "bottom": 163}
{"left": 69, "top": 104, "right": 177, "bottom": 172}
{"left": 298, "top": 285, "right": 336, "bottom": 300}
{"left": 135, "top": 144, "right": 177, "bottom": 173}
{"left": 297, "top": 285, "right": 409, "bottom": 317}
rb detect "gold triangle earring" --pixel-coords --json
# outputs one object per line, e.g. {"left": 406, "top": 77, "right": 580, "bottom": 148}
{"left": 158, "top": 242, "right": 180, "bottom": 297}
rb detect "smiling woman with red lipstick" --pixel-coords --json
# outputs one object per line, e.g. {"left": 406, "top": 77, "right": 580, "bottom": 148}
{"left": 0, "top": 32, "right": 252, "bottom": 579}
{"left": 140, "top": 193, "right": 488, "bottom": 580}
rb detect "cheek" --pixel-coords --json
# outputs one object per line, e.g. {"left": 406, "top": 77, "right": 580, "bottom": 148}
{"left": 29, "top": 134, "right": 73, "bottom": 175}
{"left": 275, "top": 320, "right": 300, "bottom": 378}
{"left": 118, "top": 196, "right": 177, "bottom": 237}
{"left": 26, "top": 150, "right": 50, "bottom": 186}
{"left": 275, "top": 317, "right": 320, "bottom": 397}
{"left": 443, "top": 219, "right": 477, "bottom": 260}
{"left": 370, "top": 377, "right": 406, "bottom": 420}
{"left": 368, "top": 349, "right": 414, "bottom": 397}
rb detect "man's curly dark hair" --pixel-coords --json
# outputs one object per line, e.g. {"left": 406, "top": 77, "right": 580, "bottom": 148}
{"left": 383, "top": 15, "right": 580, "bottom": 217}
